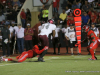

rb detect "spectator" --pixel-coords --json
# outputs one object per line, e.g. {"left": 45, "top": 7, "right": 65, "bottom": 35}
{"left": 52, "top": 0, "right": 60, "bottom": 18}
{"left": 76, "top": 0, "right": 82, "bottom": 8}
{"left": 38, "top": 5, "right": 45, "bottom": 21}
{"left": 26, "top": 8, "right": 31, "bottom": 23}
{"left": 58, "top": 10, "right": 67, "bottom": 27}
{"left": 15, "top": 24, "right": 24, "bottom": 53}
{"left": 67, "top": 12, "right": 74, "bottom": 26}
{"left": 65, "top": 6, "right": 72, "bottom": 15}
{"left": 24, "top": 23, "right": 33, "bottom": 51}
{"left": 97, "top": 10, "right": 100, "bottom": 24}
{"left": 82, "top": 0, "right": 91, "bottom": 12}
{"left": 81, "top": 12, "right": 90, "bottom": 27}
{"left": 72, "top": 1, "right": 79, "bottom": 9}
{"left": 0, "top": 12, "right": 5, "bottom": 24}
{"left": 42, "top": 6, "right": 49, "bottom": 22}
{"left": 20, "top": 9, "right": 26, "bottom": 28}
{"left": 90, "top": 11, "right": 97, "bottom": 24}
{"left": 1, "top": 24, "right": 10, "bottom": 57}
{"left": 12, "top": 0, "right": 20, "bottom": 11}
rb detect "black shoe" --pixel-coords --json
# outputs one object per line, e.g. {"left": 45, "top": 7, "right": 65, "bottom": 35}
{"left": 78, "top": 53, "right": 81, "bottom": 55}
{"left": 58, "top": 53, "right": 60, "bottom": 55}
{"left": 94, "top": 56, "right": 97, "bottom": 60}
{"left": 94, "top": 53, "right": 95, "bottom": 55}
{"left": 88, "top": 53, "right": 90, "bottom": 55}
{"left": 66, "top": 52, "right": 68, "bottom": 54}
{"left": 38, "top": 58, "right": 45, "bottom": 62}
{"left": 71, "top": 53, "right": 74, "bottom": 55}
{"left": 53, "top": 53, "right": 56, "bottom": 54}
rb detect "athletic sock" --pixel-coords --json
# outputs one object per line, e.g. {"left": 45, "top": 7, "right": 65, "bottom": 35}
{"left": 3, "top": 58, "right": 12, "bottom": 62}
{"left": 89, "top": 49, "right": 95, "bottom": 59}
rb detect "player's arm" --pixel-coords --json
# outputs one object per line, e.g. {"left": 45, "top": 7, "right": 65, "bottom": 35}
{"left": 34, "top": 46, "right": 48, "bottom": 55}
{"left": 90, "top": 33, "right": 95, "bottom": 43}
{"left": 52, "top": 30, "right": 55, "bottom": 38}
{"left": 81, "top": 38, "right": 88, "bottom": 43}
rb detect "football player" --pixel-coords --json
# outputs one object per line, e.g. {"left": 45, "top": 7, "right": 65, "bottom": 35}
{"left": 0, "top": 45, "right": 48, "bottom": 62}
{"left": 76, "top": 25, "right": 100, "bottom": 60}
{"left": 38, "top": 19, "right": 56, "bottom": 61}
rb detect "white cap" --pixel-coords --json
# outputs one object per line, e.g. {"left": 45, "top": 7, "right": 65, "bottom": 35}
{"left": 27, "top": 23, "right": 30, "bottom": 26}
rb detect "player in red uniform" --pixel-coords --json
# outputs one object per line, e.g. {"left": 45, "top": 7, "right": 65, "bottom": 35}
{"left": 0, "top": 45, "right": 48, "bottom": 62}
{"left": 76, "top": 25, "right": 100, "bottom": 60}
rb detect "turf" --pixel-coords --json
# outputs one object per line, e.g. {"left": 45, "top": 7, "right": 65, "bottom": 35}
{"left": 0, "top": 55, "right": 100, "bottom": 75}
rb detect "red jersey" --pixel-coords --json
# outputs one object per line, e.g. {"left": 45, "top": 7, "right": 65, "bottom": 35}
{"left": 24, "top": 28, "right": 34, "bottom": 40}
{"left": 98, "top": 12, "right": 100, "bottom": 20}
{"left": 53, "top": 0, "right": 60, "bottom": 7}
{"left": 20, "top": 11, "right": 26, "bottom": 19}
{"left": 91, "top": 15, "right": 97, "bottom": 23}
{"left": 87, "top": 30, "right": 98, "bottom": 41}
{"left": 0, "top": 0, "right": 6, "bottom": 4}
{"left": 27, "top": 45, "right": 45, "bottom": 58}
{"left": 67, "top": 16, "right": 74, "bottom": 26}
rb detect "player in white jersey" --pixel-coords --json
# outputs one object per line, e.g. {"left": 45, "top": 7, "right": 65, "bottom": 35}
{"left": 38, "top": 19, "right": 56, "bottom": 47}
{"left": 65, "top": 24, "right": 79, "bottom": 55}
{"left": 38, "top": 19, "right": 56, "bottom": 61}
{"left": 52, "top": 25, "right": 61, "bottom": 54}
{"left": 61, "top": 25, "right": 69, "bottom": 54}
{"left": 90, "top": 23, "right": 99, "bottom": 55}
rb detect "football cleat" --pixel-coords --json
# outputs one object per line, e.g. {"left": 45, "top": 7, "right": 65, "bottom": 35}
{"left": 88, "top": 58, "right": 96, "bottom": 60}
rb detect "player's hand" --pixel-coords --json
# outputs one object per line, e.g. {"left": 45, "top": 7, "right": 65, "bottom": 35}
{"left": 44, "top": 46, "right": 49, "bottom": 50}
{"left": 75, "top": 43, "right": 80, "bottom": 47}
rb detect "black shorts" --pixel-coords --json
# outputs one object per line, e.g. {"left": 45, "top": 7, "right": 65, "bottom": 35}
{"left": 69, "top": 41, "right": 77, "bottom": 48}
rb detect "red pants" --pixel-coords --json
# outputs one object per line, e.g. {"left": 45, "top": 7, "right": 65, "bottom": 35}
{"left": 87, "top": 39, "right": 100, "bottom": 50}
{"left": 16, "top": 52, "right": 28, "bottom": 62}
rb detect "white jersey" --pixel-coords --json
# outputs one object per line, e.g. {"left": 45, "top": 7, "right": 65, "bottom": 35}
{"left": 65, "top": 27, "right": 76, "bottom": 41}
{"left": 55, "top": 28, "right": 60, "bottom": 37}
{"left": 90, "top": 27, "right": 99, "bottom": 36}
{"left": 38, "top": 23, "right": 56, "bottom": 37}
{"left": 9, "top": 26, "right": 14, "bottom": 38}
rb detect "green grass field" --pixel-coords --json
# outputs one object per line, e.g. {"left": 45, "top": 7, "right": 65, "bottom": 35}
{"left": 0, "top": 55, "right": 100, "bottom": 75}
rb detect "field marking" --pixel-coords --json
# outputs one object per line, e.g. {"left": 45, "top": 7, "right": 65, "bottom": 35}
{"left": 0, "top": 57, "right": 60, "bottom": 67}
{"left": 0, "top": 62, "right": 28, "bottom": 66}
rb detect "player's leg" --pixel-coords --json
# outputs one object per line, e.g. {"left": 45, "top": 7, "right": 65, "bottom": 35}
{"left": 88, "top": 40, "right": 98, "bottom": 60}
{"left": 65, "top": 38, "right": 69, "bottom": 54}
{"left": 53, "top": 38, "right": 56, "bottom": 54}
{"left": 38, "top": 35, "right": 49, "bottom": 62}
{"left": 70, "top": 41, "right": 74, "bottom": 55}
{"left": 57, "top": 38, "right": 61, "bottom": 55}
{"left": 18, "top": 52, "right": 28, "bottom": 62}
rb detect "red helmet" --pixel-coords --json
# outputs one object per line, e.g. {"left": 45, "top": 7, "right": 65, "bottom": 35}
{"left": 48, "top": 19, "right": 54, "bottom": 24}
{"left": 82, "top": 25, "right": 90, "bottom": 32}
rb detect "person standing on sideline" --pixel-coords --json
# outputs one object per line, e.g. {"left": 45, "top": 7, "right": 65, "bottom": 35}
{"left": 65, "top": 24, "right": 79, "bottom": 55}
{"left": 8, "top": 24, "right": 14, "bottom": 55}
{"left": 15, "top": 24, "right": 24, "bottom": 54}
{"left": 24, "top": 23, "right": 33, "bottom": 51}
{"left": 61, "top": 25, "right": 69, "bottom": 54}
{"left": 52, "top": 25, "right": 61, "bottom": 55}
{"left": 1, "top": 24, "right": 10, "bottom": 57}
{"left": 20, "top": 9, "right": 26, "bottom": 28}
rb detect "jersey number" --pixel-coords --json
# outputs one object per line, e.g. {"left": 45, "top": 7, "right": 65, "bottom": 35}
{"left": 42, "top": 25, "right": 49, "bottom": 29}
